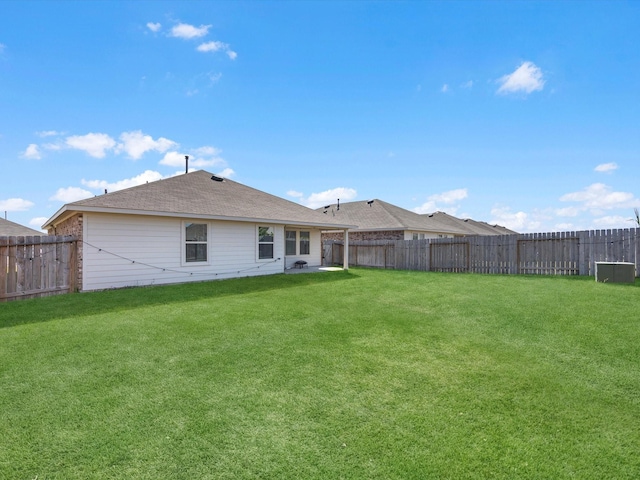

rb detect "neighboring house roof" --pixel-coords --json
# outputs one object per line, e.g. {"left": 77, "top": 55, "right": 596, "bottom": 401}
{"left": 424, "top": 211, "right": 517, "bottom": 235}
{"left": 0, "top": 218, "right": 43, "bottom": 236}
{"left": 43, "top": 170, "right": 355, "bottom": 230}
{"left": 317, "top": 199, "right": 470, "bottom": 236}
{"left": 461, "top": 218, "right": 517, "bottom": 235}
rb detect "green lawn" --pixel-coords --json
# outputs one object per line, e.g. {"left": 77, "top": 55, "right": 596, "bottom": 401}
{"left": 1, "top": 269, "right": 639, "bottom": 479}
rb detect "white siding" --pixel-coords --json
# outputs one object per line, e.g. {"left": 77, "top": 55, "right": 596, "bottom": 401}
{"left": 82, "top": 213, "right": 285, "bottom": 291}
{"left": 283, "top": 229, "right": 322, "bottom": 269}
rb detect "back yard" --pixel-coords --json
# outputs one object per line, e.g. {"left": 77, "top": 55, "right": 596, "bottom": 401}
{"left": 1, "top": 269, "right": 639, "bottom": 479}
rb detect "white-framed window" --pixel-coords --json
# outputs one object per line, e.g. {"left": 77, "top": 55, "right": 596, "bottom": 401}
{"left": 299, "top": 231, "right": 310, "bottom": 255}
{"left": 258, "top": 226, "right": 274, "bottom": 260}
{"left": 184, "top": 222, "right": 208, "bottom": 263}
{"left": 285, "top": 230, "right": 297, "bottom": 255}
{"left": 412, "top": 233, "right": 419, "bottom": 240}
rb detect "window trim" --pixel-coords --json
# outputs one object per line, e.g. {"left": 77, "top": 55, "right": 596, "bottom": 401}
{"left": 299, "top": 230, "right": 310, "bottom": 255}
{"left": 285, "top": 230, "right": 297, "bottom": 256}
{"left": 257, "top": 225, "right": 275, "bottom": 261}
{"left": 182, "top": 221, "right": 210, "bottom": 266}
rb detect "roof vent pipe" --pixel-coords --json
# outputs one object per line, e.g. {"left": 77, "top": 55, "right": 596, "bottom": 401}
{"left": 185, "top": 155, "right": 189, "bottom": 174}
{"left": 337, "top": 198, "right": 340, "bottom": 211}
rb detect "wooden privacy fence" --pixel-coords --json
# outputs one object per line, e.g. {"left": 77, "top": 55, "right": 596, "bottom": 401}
{"left": 325, "top": 228, "right": 640, "bottom": 277}
{"left": 1, "top": 236, "right": 78, "bottom": 302}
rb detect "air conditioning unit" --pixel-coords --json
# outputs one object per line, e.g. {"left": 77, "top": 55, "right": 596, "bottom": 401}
{"left": 595, "top": 262, "right": 636, "bottom": 284}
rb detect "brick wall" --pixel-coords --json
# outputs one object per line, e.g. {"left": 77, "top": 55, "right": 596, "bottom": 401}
{"left": 322, "top": 230, "right": 404, "bottom": 242}
{"left": 48, "top": 214, "right": 83, "bottom": 290}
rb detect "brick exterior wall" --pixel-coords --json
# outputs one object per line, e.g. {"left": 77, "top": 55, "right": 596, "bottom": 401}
{"left": 48, "top": 214, "right": 83, "bottom": 290}
{"left": 322, "top": 230, "right": 404, "bottom": 242}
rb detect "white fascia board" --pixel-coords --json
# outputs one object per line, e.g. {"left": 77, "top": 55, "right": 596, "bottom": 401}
{"left": 42, "top": 205, "right": 74, "bottom": 230}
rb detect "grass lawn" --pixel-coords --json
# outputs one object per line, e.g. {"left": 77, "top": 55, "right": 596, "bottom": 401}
{"left": 1, "top": 268, "right": 639, "bottom": 479}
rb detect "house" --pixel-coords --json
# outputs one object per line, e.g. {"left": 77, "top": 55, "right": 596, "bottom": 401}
{"left": 0, "top": 217, "right": 43, "bottom": 236}
{"left": 319, "top": 199, "right": 477, "bottom": 242}
{"left": 43, "top": 170, "right": 355, "bottom": 292}
{"left": 318, "top": 200, "right": 516, "bottom": 243}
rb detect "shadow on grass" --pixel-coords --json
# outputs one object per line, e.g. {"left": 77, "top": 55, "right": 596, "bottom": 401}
{"left": 0, "top": 270, "right": 359, "bottom": 329}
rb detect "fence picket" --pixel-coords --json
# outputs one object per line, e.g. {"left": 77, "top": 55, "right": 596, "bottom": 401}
{"left": 0, "top": 235, "right": 77, "bottom": 302}
{"left": 327, "top": 228, "right": 640, "bottom": 279}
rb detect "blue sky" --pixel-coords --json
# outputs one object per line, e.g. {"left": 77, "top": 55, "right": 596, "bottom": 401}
{"left": 1, "top": 1, "right": 639, "bottom": 233}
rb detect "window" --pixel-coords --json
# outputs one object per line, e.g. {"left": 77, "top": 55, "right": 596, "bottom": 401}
{"left": 185, "top": 222, "right": 207, "bottom": 262}
{"left": 412, "top": 233, "right": 419, "bottom": 240}
{"left": 258, "top": 226, "right": 274, "bottom": 259}
{"left": 285, "top": 230, "right": 297, "bottom": 255}
{"left": 299, "top": 231, "right": 310, "bottom": 255}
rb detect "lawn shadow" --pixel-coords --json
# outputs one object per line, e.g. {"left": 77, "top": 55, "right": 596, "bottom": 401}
{"left": 0, "top": 270, "right": 359, "bottom": 329}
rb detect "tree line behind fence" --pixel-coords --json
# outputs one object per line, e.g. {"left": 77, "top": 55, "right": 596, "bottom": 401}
{"left": 1, "top": 236, "right": 78, "bottom": 302}
{"left": 324, "top": 229, "right": 640, "bottom": 277}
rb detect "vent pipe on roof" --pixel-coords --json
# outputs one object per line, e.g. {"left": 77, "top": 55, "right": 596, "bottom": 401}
{"left": 185, "top": 155, "right": 189, "bottom": 174}
{"left": 337, "top": 198, "right": 340, "bottom": 211}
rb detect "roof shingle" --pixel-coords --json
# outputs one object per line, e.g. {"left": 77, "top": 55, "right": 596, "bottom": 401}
{"left": 45, "top": 170, "right": 355, "bottom": 229}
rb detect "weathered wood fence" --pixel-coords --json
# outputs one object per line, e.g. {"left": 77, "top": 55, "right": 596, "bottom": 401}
{"left": 325, "top": 229, "right": 640, "bottom": 277}
{"left": 0, "top": 236, "right": 78, "bottom": 302}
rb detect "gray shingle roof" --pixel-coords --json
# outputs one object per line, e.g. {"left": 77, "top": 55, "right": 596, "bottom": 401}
{"left": 316, "top": 200, "right": 517, "bottom": 236}
{"left": 44, "top": 170, "right": 354, "bottom": 230}
{"left": 425, "top": 211, "right": 517, "bottom": 235}
{"left": 317, "top": 199, "right": 470, "bottom": 235}
{"left": 0, "top": 218, "right": 43, "bottom": 236}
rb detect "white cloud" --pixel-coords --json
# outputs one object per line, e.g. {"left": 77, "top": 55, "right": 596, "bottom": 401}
{"left": 303, "top": 188, "right": 357, "bottom": 209}
{"left": 413, "top": 188, "right": 468, "bottom": 215}
{"left": 287, "top": 190, "right": 304, "bottom": 199}
{"left": 116, "top": 130, "right": 178, "bottom": 160}
{"left": 197, "top": 41, "right": 237, "bottom": 60}
{"left": 22, "top": 144, "right": 41, "bottom": 160}
{"left": 594, "top": 162, "right": 618, "bottom": 173}
{"left": 65, "top": 132, "right": 116, "bottom": 158}
{"left": 461, "top": 80, "right": 473, "bottom": 89}
{"left": 0, "top": 43, "right": 5, "bottom": 55}
{"left": 193, "top": 146, "right": 221, "bottom": 157}
{"left": 159, "top": 152, "right": 188, "bottom": 168}
{"left": 441, "top": 84, "right": 450, "bottom": 93}
{"left": 0, "top": 198, "right": 34, "bottom": 211}
{"left": 160, "top": 149, "right": 226, "bottom": 168}
{"left": 50, "top": 187, "right": 93, "bottom": 203}
{"left": 82, "top": 170, "right": 165, "bottom": 192}
{"left": 170, "top": 23, "right": 211, "bottom": 39}
{"left": 497, "top": 61, "right": 545, "bottom": 95}
{"left": 592, "top": 215, "right": 634, "bottom": 229}
{"left": 555, "top": 206, "right": 580, "bottom": 217}
{"left": 36, "top": 130, "right": 62, "bottom": 137}
{"left": 43, "top": 142, "right": 63, "bottom": 151}
{"left": 208, "top": 72, "right": 222, "bottom": 83}
{"left": 490, "top": 206, "right": 541, "bottom": 232}
{"left": 216, "top": 168, "right": 235, "bottom": 178}
{"left": 197, "top": 41, "right": 226, "bottom": 52}
{"left": 29, "top": 217, "right": 48, "bottom": 231}
{"left": 147, "top": 22, "right": 161, "bottom": 32}
{"left": 560, "top": 183, "right": 636, "bottom": 212}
